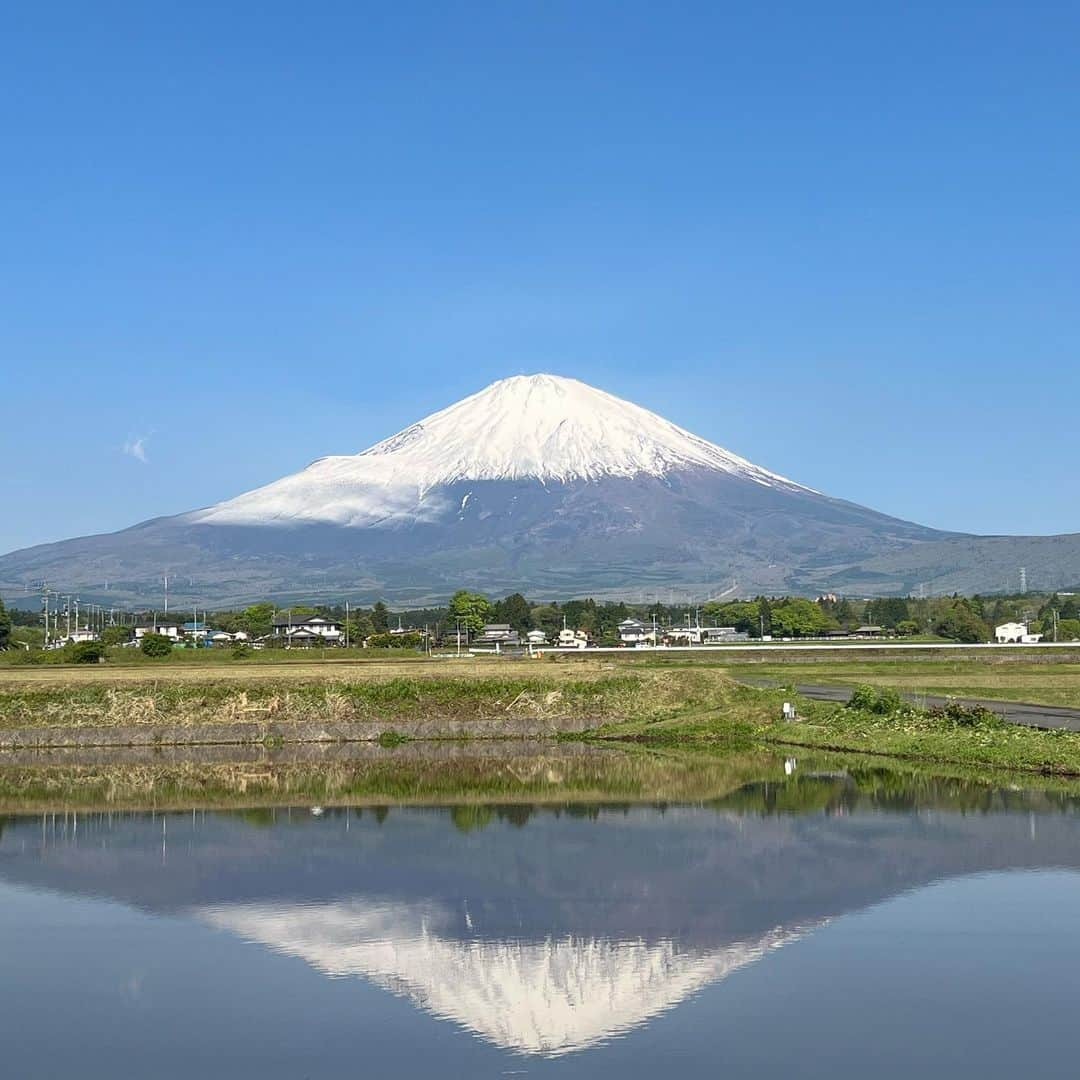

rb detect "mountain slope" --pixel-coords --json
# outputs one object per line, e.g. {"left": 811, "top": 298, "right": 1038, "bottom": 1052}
{"left": 1, "top": 373, "right": 1077, "bottom": 604}
{"left": 192, "top": 373, "right": 812, "bottom": 528}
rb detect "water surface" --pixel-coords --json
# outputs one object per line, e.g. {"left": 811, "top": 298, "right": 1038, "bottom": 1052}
{"left": 2, "top": 759, "right": 1080, "bottom": 1077}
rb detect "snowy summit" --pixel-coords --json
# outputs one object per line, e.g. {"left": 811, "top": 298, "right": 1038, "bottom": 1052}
{"left": 194, "top": 374, "right": 806, "bottom": 527}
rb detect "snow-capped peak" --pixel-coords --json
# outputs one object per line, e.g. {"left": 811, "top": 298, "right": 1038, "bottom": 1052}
{"left": 194, "top": 374, "right": 808, "bottom": 527}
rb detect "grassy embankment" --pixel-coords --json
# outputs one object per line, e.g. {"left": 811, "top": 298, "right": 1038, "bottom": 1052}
{"left": 597, "top": 678, "right": 1080, "bottom": 776}
{"left": 0, "top": 660, "right": 743, "bottom": 735}
{"left": 4, "top": 654, "right": 1080, "bottom": 778}
{"left": 722, "top": 658, "right": 1080, "bottom": 709}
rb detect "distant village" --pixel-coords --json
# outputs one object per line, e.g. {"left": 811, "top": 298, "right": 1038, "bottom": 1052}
{"left": 3, "top": 586, "right": 1078, "bottom": 658}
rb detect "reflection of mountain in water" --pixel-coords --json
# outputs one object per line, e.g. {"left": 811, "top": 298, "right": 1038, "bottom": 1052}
{"left": 201, "top": 900, "right": 808, "bottom": 1055}
{"left": 3, "top": 776, "right": 1080, "bottom": 1056}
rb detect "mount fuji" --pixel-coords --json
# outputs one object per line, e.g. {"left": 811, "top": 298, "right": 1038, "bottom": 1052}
{"left": 2, "top": 373, "right": 1079, "bottom": 605}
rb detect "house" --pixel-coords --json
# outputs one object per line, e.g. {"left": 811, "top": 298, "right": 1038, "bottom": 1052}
{"left": 995, "top": 621, "right": 1042, "bottom": 644}
{"left": 702, "top": 626, "right": 749, "bottom": 644}
{"left": 135, "top": 624, "right": 180, "bottom": 641}
{"left": 66, "top": 627, "right": 99, "bottom": 644}
{"left": 271, "top": 614, "right": 343, "bottom": 646}
{"left": 473, "top": 623, "right": 520, "bottom": 647}
{"left": 665, "top": 626, "right": 703, "bottom": 645}
{"left": 526, "top": 629, "right": 548, "bottom": 647}
{"left": 617, "top": 619, "right": 655, "bottom": 646}
{"left": 556, "top": 628, "right": 589, "bottom": 649}
{"left": 850, "top": 625, "right": 885, "bottom": 638}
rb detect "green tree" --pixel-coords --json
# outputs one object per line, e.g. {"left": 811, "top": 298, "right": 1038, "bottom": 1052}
{"left": 1056, "top": 618, "right": 1080, "bottom": 641}
{"left": 100, "top": 625, "right": 132, "bottom": 646}
{"left": 0, "top": 597, "right": 11, "bottom": 650}
{"left": 769, "top": 598, "right": 837, "bottom": 638}
{"left": 238, "top": 602, "right": 275, "bottom": 639}
{"left": 702, "top": 600, "right": 760, "bottom": 635}
{"left": 372, "top": 601, "right": 389, "bottom": 632}
{"left": 346, "top": 609, "right": 374, "bottom": 643}
{"left": 934, "top": 605, "right": 988, "bottom": 643}
{"left": 865, "top": 597, "right": 910, "bottom": 629}
{"left": 531, "top": 603, "right": 562, "bottom": 639}
{"left": 493, "top": 593, "right": 533, "bottom": 632}
{"left": 140, "top": 633, "right": 173, "bottom": 658}
{"left": 448, "top": 590, "right": 491, "bottom": 635}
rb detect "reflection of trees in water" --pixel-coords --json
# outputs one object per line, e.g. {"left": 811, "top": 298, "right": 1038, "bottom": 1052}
{"left": 451, "top": 805, "right": 493, "bottom": 833}
{"left": 709, "top": 766, "right": 1080, "bottom": 817}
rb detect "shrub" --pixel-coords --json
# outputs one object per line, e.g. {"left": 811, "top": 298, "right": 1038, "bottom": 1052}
{"left": 366, "top": 632, "right": 423, "bottom": 650}
{"left": 927, "top": 701, "right": 1000, "bottom": 728}
{"left": 68, "top": 641, "right": 106, "bottom": 664}
{"left": 140, "top": 633, "right": 173, "bottom": 658}
{"left": 847, "top": 684, "right": 904, "bottom": 715}
{"left": 100, "top": 625, "right": 132, "bottom": 646}
{"left": 847, "top": 685, "right": 879, "bottom": 712}
{"left": 231, "top": 644, "right": 252, "bottom": 660}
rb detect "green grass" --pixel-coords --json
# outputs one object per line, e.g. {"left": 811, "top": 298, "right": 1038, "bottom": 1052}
{"left": 595, "top": 680, "right": 1080, "bottom": 777}
{"left": 724, "top": 659, "right": 1080, "bottom": 709}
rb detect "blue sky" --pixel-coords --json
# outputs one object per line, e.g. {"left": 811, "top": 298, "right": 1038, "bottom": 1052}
{"left": 2, "top": 1, "right": 1077, "bottom": 553}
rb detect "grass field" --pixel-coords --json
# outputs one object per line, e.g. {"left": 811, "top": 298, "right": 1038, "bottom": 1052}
{"left": 722, "top": 659, "right": 1080, "bottom": 708}
{"left": 0, "top": 660, "right": 757, "bottom": 733}
{"left": 3, "top": 651, "right": 1080, "bottom": 778}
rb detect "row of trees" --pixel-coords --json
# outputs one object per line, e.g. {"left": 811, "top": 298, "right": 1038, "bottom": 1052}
{"left": 4, "top": 587, "right": 1080, "bottom": 653}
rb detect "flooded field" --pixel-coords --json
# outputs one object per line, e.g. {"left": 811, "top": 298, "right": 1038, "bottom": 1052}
{"left": 2, "top": 745, "right": 1080, "bottom": 1077}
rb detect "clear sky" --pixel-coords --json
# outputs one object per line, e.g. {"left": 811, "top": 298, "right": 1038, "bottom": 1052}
{"left": 2, "top": 1, "right": 1077, "bottom": 554}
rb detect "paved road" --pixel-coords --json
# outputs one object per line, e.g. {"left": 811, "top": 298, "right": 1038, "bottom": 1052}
{"left": 743, "top": 679, "right": 1080, "bottom": 733}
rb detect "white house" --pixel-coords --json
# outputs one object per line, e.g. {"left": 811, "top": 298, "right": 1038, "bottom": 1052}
{"left": 67, "top": 627, "right": 99, "bottom": 644}
{"left": 617, "top": 619, "right": 655, "bottom": 646}
{"left": 557, "top": 628, "right": 589, "bottom": 649}
{"left": 995, "top": 621, "right": 1042, "bottom": 644}
{"left": 135, "top": 624, "right": 181, "bottom": 641}
{"left": 272, "top": 614, "right": 343, "bottom": 646}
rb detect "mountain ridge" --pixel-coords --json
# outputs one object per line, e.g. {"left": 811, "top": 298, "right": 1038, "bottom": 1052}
{"left": 1, "top": 373, "right": 1078, "bottom": 604}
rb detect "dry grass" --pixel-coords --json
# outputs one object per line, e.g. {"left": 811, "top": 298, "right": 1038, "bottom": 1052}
{"left": 0, "top": 664, "right": 735, "bottom": 732}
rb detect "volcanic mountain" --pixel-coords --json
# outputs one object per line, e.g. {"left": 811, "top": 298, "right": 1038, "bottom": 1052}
{"left": 2, "top": 373, "right": 1078, "bottom": 605}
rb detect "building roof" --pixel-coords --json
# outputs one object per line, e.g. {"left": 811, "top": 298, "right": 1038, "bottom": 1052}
{"left": 272, "top": 614, "right": 337, "bottom": 628}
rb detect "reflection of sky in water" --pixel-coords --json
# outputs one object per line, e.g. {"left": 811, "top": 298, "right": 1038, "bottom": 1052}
{"left": 3, "top": 786, "right": 1080, "bottom": 1077}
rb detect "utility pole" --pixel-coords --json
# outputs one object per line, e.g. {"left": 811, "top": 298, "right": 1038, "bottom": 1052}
{"left": 163, "top": 574, "right": 169, "bottom": 616}
{"left": 345, "top": 601, "right": 350, "bottom": 649}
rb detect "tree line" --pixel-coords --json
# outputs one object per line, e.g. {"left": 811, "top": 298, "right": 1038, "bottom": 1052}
{"left": 2, "top": 587, "right": 1079, "bottom": 652}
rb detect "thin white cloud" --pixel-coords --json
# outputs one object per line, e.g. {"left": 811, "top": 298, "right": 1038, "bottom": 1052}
{"left": 122, "top": 435, "right": 150, "bottom": 463}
